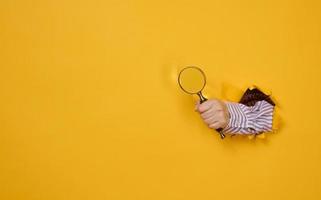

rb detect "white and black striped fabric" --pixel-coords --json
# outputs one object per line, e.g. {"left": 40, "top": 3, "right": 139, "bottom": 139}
{"left": 223, "top": 100, "right": 274, "bottom": 134}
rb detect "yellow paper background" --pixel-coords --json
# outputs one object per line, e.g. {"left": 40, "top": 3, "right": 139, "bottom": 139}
{"left": 1, "top": 0, "right": 321, "bottom": 199}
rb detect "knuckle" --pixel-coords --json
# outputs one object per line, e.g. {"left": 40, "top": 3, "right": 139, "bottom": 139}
{"left": 199, "top": 105, "right": 206, "bottom": 111}
{"left": 206, "top": 118, "right": 213, "bottom": 124}
{"left": 212, "top": 124, "right": 219, "bottom": 129}
{"left": 218, "top": 122, "right": 225, "bottom": 127}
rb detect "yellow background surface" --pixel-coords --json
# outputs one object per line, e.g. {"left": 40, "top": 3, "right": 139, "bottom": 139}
{"left": 1, "top": 0, "right": 321, "bottom": 199}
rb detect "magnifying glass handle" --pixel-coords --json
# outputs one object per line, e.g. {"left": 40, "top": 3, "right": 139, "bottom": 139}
{"left": 217, "top": 128, "right": 225, "bottom": 139}
{"left": 197, "top": 92, "right": 226, "bottom": 139}
{"left": 197, "top": 92, "right": 208, "bottom": 104}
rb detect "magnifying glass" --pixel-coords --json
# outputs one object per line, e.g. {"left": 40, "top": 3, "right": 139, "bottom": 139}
{"left": 178, "top": 66, "right": 225, "bottom": 139}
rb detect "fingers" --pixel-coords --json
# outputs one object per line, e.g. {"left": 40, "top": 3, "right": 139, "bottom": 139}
{"left": 197, "top": 99, "right": 222, "bottom": 113}
{"left": 202, "top": 108, "right": 222, "bottom": 120}
{"left": 197, "top": 101, "right": 214, "bottom": 113}
{"left": 209, "top": 122, "right": 223, "bottom": 130}
{"left": 194, "top": 99, "right": 229, "bottom": 130}
{"left": 201, "top": 109, "right": 213, "bottom": 119}
{"left": 204, "top": 115, "right": 218, "bottom": 125}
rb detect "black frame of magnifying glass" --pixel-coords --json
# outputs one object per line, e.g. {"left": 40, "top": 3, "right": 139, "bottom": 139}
{"left": 178, "top": 66, "right": 208, "bottom": 103}
{"left": 178, "top": 66, "right": 225, "bottom": 139}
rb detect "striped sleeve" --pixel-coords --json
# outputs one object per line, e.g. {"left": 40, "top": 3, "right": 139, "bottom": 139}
{"left": 222, "top": 100, "right": 274, "bottom": 135}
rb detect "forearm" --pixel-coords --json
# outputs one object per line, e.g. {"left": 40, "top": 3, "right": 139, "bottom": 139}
{"left": 222, "top": 100, "right": 274, "bottom": 134}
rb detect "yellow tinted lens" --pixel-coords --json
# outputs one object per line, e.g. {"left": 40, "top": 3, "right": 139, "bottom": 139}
{"left": 179, "top": 67, "right": 205, "bottom": 94}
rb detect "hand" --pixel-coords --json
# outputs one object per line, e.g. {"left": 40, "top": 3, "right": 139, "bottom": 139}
{"left": 195, "top": 99, "right": 230, "bottom": 130}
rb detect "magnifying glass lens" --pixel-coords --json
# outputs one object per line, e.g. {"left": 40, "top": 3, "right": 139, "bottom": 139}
{"left": 178, "top": 67, "right": 206, "bottom": 94}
